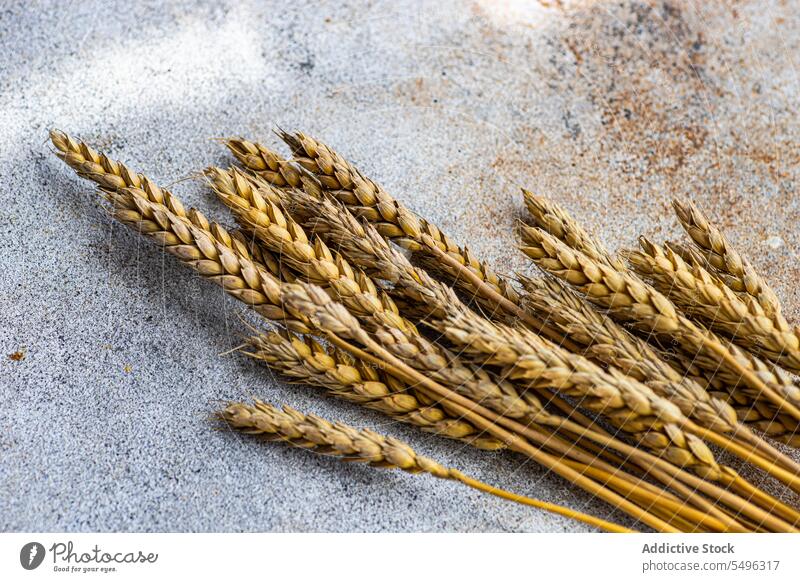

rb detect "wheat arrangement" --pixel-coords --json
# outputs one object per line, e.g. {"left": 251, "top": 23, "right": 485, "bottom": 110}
{"left": 50, "top": 128, "right": 800, "bottom": 533}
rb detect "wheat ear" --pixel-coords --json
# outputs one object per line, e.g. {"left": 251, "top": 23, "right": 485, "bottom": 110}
{"left": 218, "top": 400, "right": 634, "bottom": 532}
{"left": 53, "top": 133, "right": 689, "bottom": 516}
{"left": 244, "top": 330, "right": 505, "bottom": 450}
{"left": 522, "top": 189, "right": 624, "bottom": 270}
{"left": 627, "top": 238, "right": 800, "bottom": 386}
{"left": 673, "top": 200, "right": 781, "bottom": 316}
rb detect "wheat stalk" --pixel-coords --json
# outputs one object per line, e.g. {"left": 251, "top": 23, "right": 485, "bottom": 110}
{"left": 274, "top": 192, "right": 767, "bottom": 525}
{"left": 217, "top": 399, "right": 634, "bottom": 532}
{"left": 244, "top": 330, "right": 505, "bottom": 450}
{"left": 54, "top": 133, "right": 711, "bottom": 531}
{"left": 673, "top": 200, "right": 781, "bottom": 316}
{"left": 627, "top": 238, "right": 800, "bottom": 386}
{"left": 290, "top": 187, "right": 798, "bottom": 488}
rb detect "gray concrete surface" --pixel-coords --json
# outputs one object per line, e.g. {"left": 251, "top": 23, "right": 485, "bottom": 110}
{"left": 2, "top": 0, "right": 800, "bottom": 532}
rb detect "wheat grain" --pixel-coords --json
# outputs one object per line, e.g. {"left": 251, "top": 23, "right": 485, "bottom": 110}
{"left": 673, "top": 200, "right": 781, "bottom": 316}
{"left": 217, "top": 399, "right": 635, "bottom": 532}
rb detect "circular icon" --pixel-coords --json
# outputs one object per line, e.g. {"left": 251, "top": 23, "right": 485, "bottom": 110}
{"left": 20, "top": 542, "right": 46, "bottom": 570}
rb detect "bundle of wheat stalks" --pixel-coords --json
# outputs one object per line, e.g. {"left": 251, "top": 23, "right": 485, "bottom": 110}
{"left": 51, "top": 128, "right": 800, "bottom": 533}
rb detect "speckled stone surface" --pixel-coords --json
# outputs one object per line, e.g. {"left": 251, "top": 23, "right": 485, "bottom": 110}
{"left": 1, "top": 0, "right": 799, "bottom": 532}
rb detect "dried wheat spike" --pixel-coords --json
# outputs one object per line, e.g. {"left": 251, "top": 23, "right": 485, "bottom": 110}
{"left": 51, "top": 129, "right": 145, "bottom": 192}
{"left": 218, "top": 400, "right": 633, "bottom": 532}
{"left": 206, "top": 166, "right": 418, "bottom": 336}
{"left": 673, "top": 200, "right": 781, "bottom": 316}
{"left": 519, "top": 276, "right": 740, "bottom": 435}
{"left": 522, "top": 189, "right": 624, "bottom": 270}
{"left": 521, "top": 225, "right": 800, "bottom": 422}
{"left": 219, "top": 399, "right": 457, "bottom": 474}
{"left": 628, "top": 238, "right": 800, "bottom": 383}
{"left": 245, "top": 330, "right": 505, "bottom": 450}
{"left": 225, "top": 134, "right": 521, "bottom": 307}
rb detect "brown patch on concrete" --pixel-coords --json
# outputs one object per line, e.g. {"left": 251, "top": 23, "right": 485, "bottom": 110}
{"left": 478, "top": 1, "right": 800, "bottom": 318}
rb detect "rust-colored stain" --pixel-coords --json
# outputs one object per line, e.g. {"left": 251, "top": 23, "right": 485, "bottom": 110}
{"left": 474, "top": 0, "right": 800, "bottom": 319}
{"left": 8, "top": 351, "right": 25, "bottom": 362}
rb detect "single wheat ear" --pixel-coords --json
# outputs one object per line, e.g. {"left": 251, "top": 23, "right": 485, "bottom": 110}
{"left": 217, "top": 400, "right": 634, "bottom": 532}
{"left": 673, "top": 200, "right": 781, "bottom": 316}
{"left": 521, "top": 189, "right": 624, "bottom": 270}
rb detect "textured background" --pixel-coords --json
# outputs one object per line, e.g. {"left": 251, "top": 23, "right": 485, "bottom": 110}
{"left": 2, "top": 0, "right": 800, "bottom": 532}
